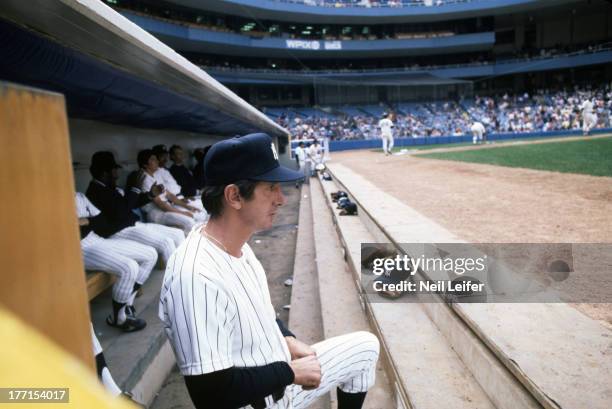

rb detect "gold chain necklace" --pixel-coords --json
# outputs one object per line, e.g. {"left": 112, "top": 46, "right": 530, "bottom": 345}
{"left": 202, "top": 228, "right": 229, "bottom": 254}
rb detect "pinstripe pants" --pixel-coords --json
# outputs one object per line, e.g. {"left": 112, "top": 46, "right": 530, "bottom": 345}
{"left": 111, "top": 222, "right": 185, "bottom": 263}
{"left": 186, "top": 197, "right": 205, "bottom": 212}
{"left": 288, "top": 331, "right": 379, "bottom": 409}
{"left": 187, "top": 200, "right": 209, "bottom": 225}
{"left": 81, "top": 234, "right": 158, "bottom": 303}
{"left": 146, "top": 207, "right": 199, "bottom": 235}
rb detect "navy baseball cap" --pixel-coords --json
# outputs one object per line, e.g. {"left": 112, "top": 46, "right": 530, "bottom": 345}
{"left": 204, "top": 133, "right": 304, "bottom": 186}
{"left": 90, "top": 151, "right": 122, "bottom": 175}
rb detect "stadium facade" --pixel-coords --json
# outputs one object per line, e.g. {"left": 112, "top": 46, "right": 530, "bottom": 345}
{"left": 108, "top": 0, "right": 612, "bottom": 107}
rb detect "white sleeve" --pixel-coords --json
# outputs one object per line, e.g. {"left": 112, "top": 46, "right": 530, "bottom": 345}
{"left": 75, "top": 193, "right": 100, "bottom": 218}
{"left": 140, "top": 173, "right": 154, "bottom": 192}
{"left": 162, "top": 169, "right": 182, "bottom": 195}
{"left": 163, "top": 276, "right": 236, "bottom": 375}
{"left": 85, "top": 196, "right": 101, "bottom": 217}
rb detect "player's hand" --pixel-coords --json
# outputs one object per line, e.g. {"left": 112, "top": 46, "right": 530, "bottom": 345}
{"left": 286, "top": 337, "right": 316, "bottom": 360}
{"left": 78, "top": 217, "right": 89, "bottom": 226}
{"left": 289, "top": 355, "right": 321, "bottom": 390}
{"left": 150, "top": 183, "right": 163, "bottom": 197}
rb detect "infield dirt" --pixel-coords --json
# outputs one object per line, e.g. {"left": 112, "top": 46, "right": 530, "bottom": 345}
{"left": 331, "top": 146, "right": 612, "bottom": 327}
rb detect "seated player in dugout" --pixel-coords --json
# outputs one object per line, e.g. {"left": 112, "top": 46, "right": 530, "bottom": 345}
{"left": 75, "top": 192, "right": 156, "bottom": 332}
{"left": 136, "top": 149, "right": 203, "bottom": 235}
{"left": 153, "top": 144, "right": 208, "bottom": 215}
{"left": 168, "top": 144, "right": 199, "bottom": 199}
{"left": 152, "top": 144, "right": 183, "bottom": 196}
{"left": 86, "top": 151, "right": 185, "bottom": 265}
{"left": 159, "top": 133, "right": 380, "bottom": 409}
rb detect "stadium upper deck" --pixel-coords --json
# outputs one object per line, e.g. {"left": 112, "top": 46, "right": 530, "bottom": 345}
{"left": 110, "top": 0, "right": 611, "bottom": 64}
{"left": 108, "top": 0, "right": 612, "bottom": 107}
{"left": 159, "top": 0, "right": 582, "bottom": 24}
{"left": 268, "top": 0, "right": 471, "bottom": 7}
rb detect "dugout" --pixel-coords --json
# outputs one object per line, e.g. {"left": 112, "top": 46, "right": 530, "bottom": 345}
{"left": 0, "top": 0, "right": 291, "bottom": 406}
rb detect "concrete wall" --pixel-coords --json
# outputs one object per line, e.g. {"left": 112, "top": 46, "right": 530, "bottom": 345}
{"left": 68, "top": 119, "right": 293, "bottom": 192}
{"left": 494, "top": 2, "right": 611, "bottom": 53}
{"left": 535, "top": 2, "right": 612, "bottom": 48}
{"left": 68, "top": 119, "right": 221, "bottom": 192}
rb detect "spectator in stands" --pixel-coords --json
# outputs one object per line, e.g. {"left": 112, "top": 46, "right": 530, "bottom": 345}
{"left": 136, "top": 149, "right": 201, "bottom": 235}
{"left": 276, "top": 84, "right": 612, "bottom": 142}
{"left": 86, "top": 151, "right": 185, "bottom": 264}
{"left": 76, "top": 192, "right": 156, "bottom": 332}
{"left": 169, "top": 145, "right": 198, "bottom": 198}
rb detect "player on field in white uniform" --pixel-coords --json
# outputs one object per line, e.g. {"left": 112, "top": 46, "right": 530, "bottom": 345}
{"left": 580, "top": 98, "right": 597, "bottom": 135}
{"left": 76, "top": 192, "right": 156, "bottom": 332}
{"left": 471, "top": 121, "right": 486, "bottom": 144}
{"left": 307, "top": 139, "right": 323, "bottom": 176}
{"left": 294, "top": 141, "right": 307, "bottom": 186}
{"left": 378, "top": 113, "right": 394, "bottom": 155}
{"left": 160, "top": 133, "right": 380, "bottom": 409}
{"left": 295, "top": 142, "right": 306, "bottom": 175}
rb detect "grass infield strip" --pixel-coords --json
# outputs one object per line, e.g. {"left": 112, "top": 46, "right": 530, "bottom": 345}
{"left": 416, "top": 137, "right": 612, "bottom": 177}
{"left": 371, "top": 135, "right": 577, "bottom": 153}
{"left": 372, "top": 142, "right": 474, "bottom": 152}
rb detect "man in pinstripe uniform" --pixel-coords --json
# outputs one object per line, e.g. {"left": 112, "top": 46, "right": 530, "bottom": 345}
{"left": 159, "top": 133, "right": 380, "bottom": 409}
{"left": 76, "top": 192, "right": 156, "bottom": 332}
{"left": 136, "top": 149, "right": 206, "bottom": 235}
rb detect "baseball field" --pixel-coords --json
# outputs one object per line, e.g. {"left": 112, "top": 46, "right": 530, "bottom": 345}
{"left": 334, "top": 134, "right": 612, "bottom": 326}
{"left": 418, "top": 135, "right": 612, "bottom": 177}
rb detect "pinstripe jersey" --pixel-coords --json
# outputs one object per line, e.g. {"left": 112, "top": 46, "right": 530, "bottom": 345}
{"left": 159, "top": 226, "right": 293, "bottom": 407}
{"left": 75, "top": 192, "right": 102, "bottom": 246}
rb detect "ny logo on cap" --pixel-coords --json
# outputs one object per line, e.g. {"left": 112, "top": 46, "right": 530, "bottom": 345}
{"left": 270, "top": 143, "right": 279, "bottom": 160}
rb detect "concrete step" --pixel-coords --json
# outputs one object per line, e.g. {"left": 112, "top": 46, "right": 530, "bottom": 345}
{"left": 309, "top": 179, "right": 395, "bottom": 409}
{"left": 314, "top": 173, "right": 499, "bottom": 409}
{"left": 289, "top": 184, "right": 325, "bottom": 345}
{"left": 325, "top": 162, "right": 612, "bottom": 409}
{"left": 288, "top": 184, "right": 330, "bottom": 409}
{"left": 90, "top": 268, "right": 175, "bottom": 407}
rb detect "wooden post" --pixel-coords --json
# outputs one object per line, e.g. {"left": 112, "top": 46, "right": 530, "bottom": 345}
{"left": 0, "top": 82, "right": 94, "bottom": 371}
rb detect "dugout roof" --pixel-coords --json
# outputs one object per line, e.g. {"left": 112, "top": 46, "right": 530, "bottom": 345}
{"left": 0, "top": 0, "right": 287, "bottom": 137}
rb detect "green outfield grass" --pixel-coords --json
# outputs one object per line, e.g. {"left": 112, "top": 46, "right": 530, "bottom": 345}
{"left": 371, "top": 135, "right": 573, "bottom": 153}
{"left": 372, "top": 142, "right": 474, "bottom": 152}
{"left": 416, "top": 136, "right": 612, "bottom": 177}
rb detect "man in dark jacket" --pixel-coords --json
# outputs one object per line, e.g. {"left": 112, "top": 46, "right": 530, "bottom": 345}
{"left": 168, "top": 145, "right": 198, "bottom": 198}
{"left": 86, "top": 151, "right": 185, "bottom": 263}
